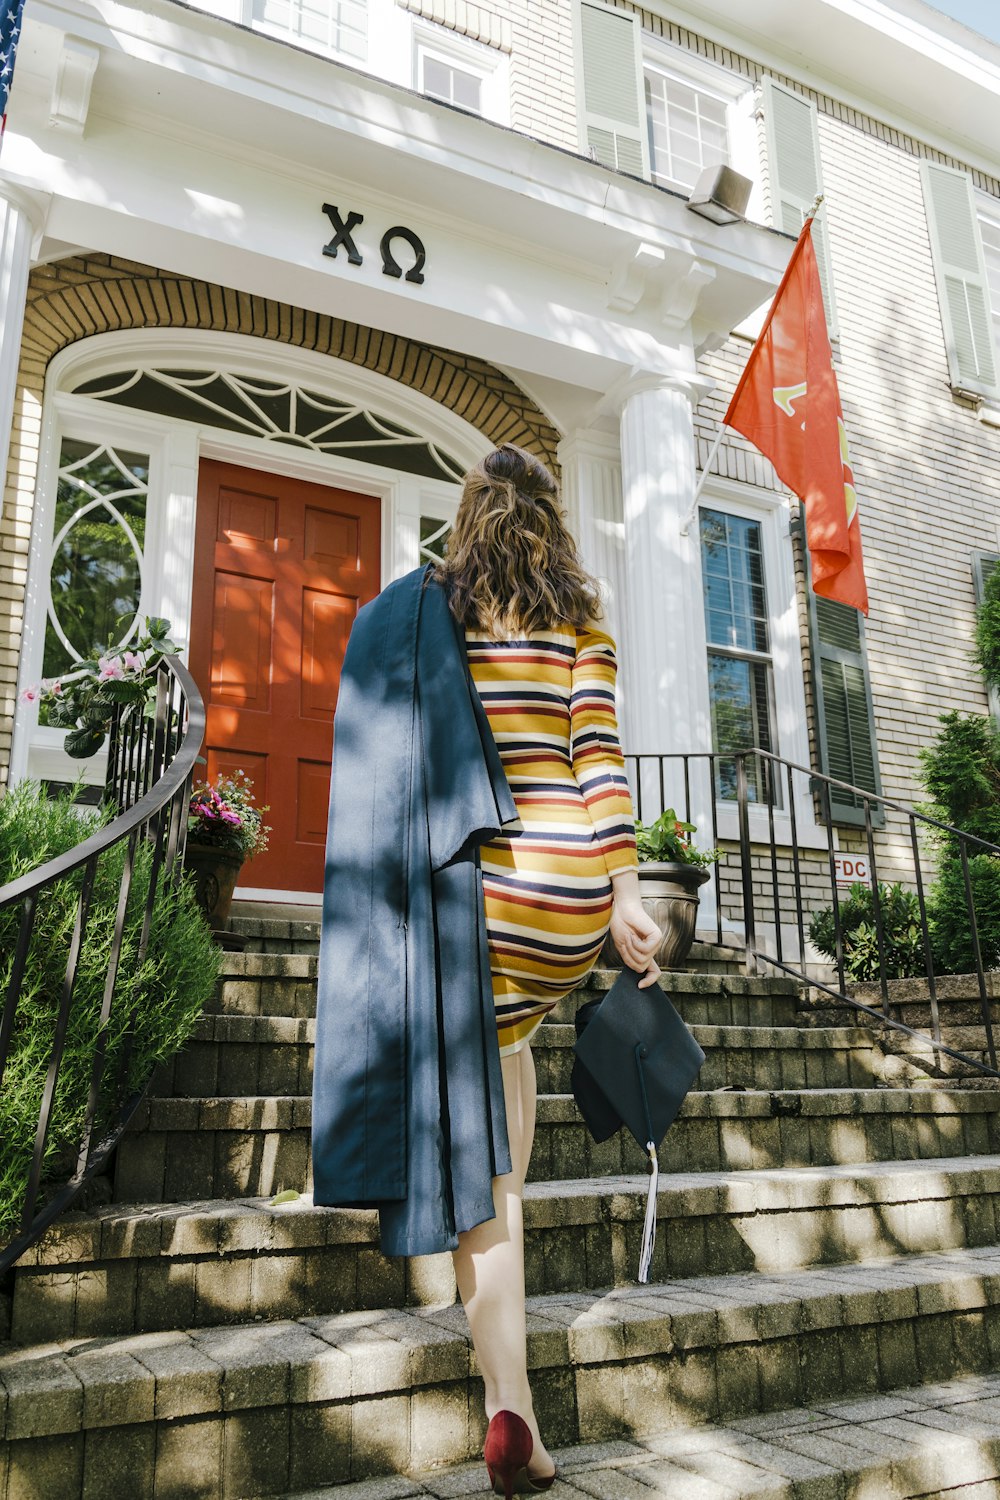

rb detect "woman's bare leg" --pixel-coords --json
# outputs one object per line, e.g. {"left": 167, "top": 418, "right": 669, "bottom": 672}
{"left": 452, "top": 1043, "right": 554, "bottom": 1478}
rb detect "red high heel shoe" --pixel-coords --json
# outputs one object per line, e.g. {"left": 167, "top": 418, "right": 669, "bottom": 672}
{"left": 483, "top": 1410, "right": 557, "bottom": 1496}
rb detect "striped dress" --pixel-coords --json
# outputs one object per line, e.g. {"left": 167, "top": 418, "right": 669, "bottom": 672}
{"left": 465, "top": 623, "right": 639, "bottom": 1055}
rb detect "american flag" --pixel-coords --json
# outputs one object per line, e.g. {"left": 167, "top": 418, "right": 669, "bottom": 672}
{"left": 1, "top": 1, "right": 25, "bottom": 141}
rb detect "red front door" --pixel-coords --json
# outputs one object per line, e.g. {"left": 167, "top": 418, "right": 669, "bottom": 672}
{"left": 189, "top": 459, "right": 380, "bottom": 892}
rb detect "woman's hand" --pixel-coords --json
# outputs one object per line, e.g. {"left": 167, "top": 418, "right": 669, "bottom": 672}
{"left": 609, "top": 895, "right": 662, "bottom": 989}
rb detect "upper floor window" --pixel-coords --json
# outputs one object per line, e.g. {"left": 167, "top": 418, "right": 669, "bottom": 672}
{"left": 645, "top": 72, "right": 728, "bottom": 192}
{"left": 251, "top": 0, "right": 367, "bottom": 63}
{"left": 412, "top": 20, "right": 509, "bottom": 122}
{"left": 920, "top": 162, "right": 999, "bottom": 399}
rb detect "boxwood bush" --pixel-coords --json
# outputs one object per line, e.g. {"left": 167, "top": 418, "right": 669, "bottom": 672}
{"left": 0, "top": 783, "right": 220, "bottom": 1244}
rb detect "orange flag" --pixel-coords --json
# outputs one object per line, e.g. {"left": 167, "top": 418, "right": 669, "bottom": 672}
{"left": 724, "top": 217, "right": 868, "bottom": 615}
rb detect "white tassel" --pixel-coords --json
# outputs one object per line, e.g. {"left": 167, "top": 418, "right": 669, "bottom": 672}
{"left": 638, "top": 1142, "right": 658, "bottom": 1284}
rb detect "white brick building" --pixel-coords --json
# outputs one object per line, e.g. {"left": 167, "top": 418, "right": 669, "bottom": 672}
{"left": 1, "top": 0, "right": 997, "bottom": 927}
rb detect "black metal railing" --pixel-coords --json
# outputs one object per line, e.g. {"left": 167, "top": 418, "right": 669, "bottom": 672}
{"left": 625, "top": 748, "right": 1000, "bottom": 1082}
{"left": 0, "top": 656, "right": 205, "bottom": 1275}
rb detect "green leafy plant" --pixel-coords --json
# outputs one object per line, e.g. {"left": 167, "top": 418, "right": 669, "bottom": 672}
{"left": 0, "top": 782, "right": 221, "bottom": 1244}
{"left": 975, "top": 559, "right": 1000, "bottom": 697}
{"left": 188, "top": 770, "right": 271, "bottom": 862}
{"left": 927, "top": 854, "right": 1000, "bottom": 976}
{"left": 23, "top": 616, "right": 179, "bottom": 760}
{"left": 809, "top": 881, "right": 925, "bottom": 981}
{"left": 918, "top": 710, "right": 1000, "bottom": 850}
{"left": 635, "top": 808, "right": 720, "bottom": 868}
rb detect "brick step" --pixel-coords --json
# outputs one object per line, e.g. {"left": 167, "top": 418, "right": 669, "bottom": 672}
{"left": 111, "top": 1088, "right": 1000, "bottom": 1203}
{"left": 288, "top": 1369, "right": 1000, "bottom": 1500}
{"left": 13, "top": 1158, "right": 1000, "bottom": 1342}
{"left": 808, "top": 993, "right": 1000, "bottom": 1034}
{"left": 5, "top": 1248, "right": 1000, "bottom": 1495}
{"left": 155, "top": 1017, "right": 881, "bottom": 1100}
{"left": 205, "top": 958, "right": 802, "bottom": 1027}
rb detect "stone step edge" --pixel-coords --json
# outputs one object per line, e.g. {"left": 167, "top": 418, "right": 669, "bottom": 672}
{"left": 4, "top": 1245, "right": 1000, "bottom": 1442}
{"left": 123, "top": 1087, "right": 1000, "bottom": 1134}
{"left": 18, "top": 1157, "right": 1000, "bottom": 1267}
{"left": 179, "top": 1015, "right": 875, "bottom": 1050}
{"left": 213, "top": 956, "right": 798, "bottom": 996}
{"left": 289, "top": 1371, "right": 1000, "bottom": 1500}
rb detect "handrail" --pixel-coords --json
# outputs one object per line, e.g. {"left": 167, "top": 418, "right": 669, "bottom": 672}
{"left": 625, "top": 747, "right": 1000, "bottom": 1083}
{"left": 0, "top": 655, "right": 206, "bottom": 1274}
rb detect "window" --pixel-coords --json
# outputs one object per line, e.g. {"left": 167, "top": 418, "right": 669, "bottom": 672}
{"left": 979, "top": 199, "right": 1000, "bottom": 383}
{"left": 644, "top": 65, "right": 729, "bottom": 192}
{"left": 700, "top": 507, "right": 778, "bottom": 804}
{"left": 421, "top": 54, "right": 481, "bottom": 112}
{"left": 412, "top": 22, "right": 508, "bottom": 123}
{"left": 43, "top": 439, "right": 150, "bottom": 686}
{"left": 419, "top": 515, "right": 451, "bottom": 562}
{"left": 251, "top": 0, "right": 367, "bottom": 63}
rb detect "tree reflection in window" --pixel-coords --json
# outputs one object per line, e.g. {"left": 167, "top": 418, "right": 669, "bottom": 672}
{"left": 419, "top": 516, "right": 451, "bottom": 563}
{"left": 42, "top": 440, "right": 149, "bottom": 696}
{"left": 700, "top": 506, "right": 779, "bottom": 805}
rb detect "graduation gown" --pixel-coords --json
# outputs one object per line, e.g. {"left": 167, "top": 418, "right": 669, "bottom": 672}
{"left": 311, "top": 562, "right": 518, "bottom": 1256}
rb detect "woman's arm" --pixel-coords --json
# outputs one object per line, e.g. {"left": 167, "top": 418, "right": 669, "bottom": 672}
{"left": 609, "top": 868, "right": 661, "bottom": 988}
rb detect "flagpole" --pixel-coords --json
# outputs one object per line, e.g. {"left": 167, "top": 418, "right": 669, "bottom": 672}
{"left": 678, "top": 195, "right": 825, "bottom": 540}
{"left": 679, "top": 425, "right": 726, "bottom": 536}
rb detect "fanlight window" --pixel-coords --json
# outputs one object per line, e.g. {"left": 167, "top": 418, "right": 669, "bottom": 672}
{"left": 43, "top": 439, "right": 150, "bottom": 683}
{"left": 71, "top": 368, "right": 466, "bottom": 483}
{"left": 419, "top": 516, "right": 452, "bottom": 562}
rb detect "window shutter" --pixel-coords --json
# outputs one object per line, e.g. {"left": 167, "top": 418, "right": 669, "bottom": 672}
{"left": 761, "top": 77, "right": 837, "bottom": 336}
{"left": 972, "top": 550, "right": 1000, "bottom": 722}
{"left": 921, "top": 162, "right": 998, "bottom": 396}
{"left": 576, "top": 0, "right": 648, "bottom": 179}
{"left": 800, "top": 526, "right": 882, "bottom": 826}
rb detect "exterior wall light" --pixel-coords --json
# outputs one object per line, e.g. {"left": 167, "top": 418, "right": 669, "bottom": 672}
{"left": 686, "top": 164, "right": 753, "bottom": 224}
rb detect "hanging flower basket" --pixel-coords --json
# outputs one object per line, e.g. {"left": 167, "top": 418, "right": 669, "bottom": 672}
{"left": 184, "top": 772, "right": 271, "bottom": 942}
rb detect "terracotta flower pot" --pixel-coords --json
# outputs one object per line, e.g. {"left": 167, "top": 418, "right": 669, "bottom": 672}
{"left": 602, "top": 860, "right": 712, "bottom": 971}
{"left": 183, "top": 841, "right": 245, "bottom": 936}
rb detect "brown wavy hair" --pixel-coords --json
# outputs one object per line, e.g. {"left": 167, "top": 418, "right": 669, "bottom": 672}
{"left": 433, "top": 444, "right": 602, "bottom": 637}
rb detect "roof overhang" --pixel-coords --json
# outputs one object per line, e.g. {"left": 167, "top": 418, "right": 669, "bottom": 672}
{"left": 3, "top": 0, "right": 791, "bottom": 401}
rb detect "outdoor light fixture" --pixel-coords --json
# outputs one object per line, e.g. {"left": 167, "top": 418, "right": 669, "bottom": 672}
{"left": 686, "top": 164, "right": 752, "bottom": 225}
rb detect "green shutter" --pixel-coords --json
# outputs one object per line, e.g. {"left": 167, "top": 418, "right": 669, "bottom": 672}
{"left": 762, "top": 77, "right": 837, "bottom": 336}
{"left": 800, "top": 529, "right": 882, "bottom": 826}
{"left": 576, "top": 0, "right": 648, "bottom": 178}
{"left": 973, "top": 550, "right": 1000, "bottom": 722}
{"left": 921, "top": 162, "right": 998, "bottom": 395}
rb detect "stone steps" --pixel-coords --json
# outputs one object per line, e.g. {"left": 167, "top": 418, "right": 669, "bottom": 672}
{"left": 204, "top": 958, "right": 803, "bottom": 1028}
{"left": 11, "top": 1158, "right": 1000, "bottom": 1343}
{"left": 6, "top": 1247, "right": 1000, "bottom": 1495}
{"left": 286, "top": 1369, "right": 1000, "bottom": 1499}
{"left": 154, "top": 1016, "right": 882, "bottom": 1099}
{"left": 110, "top": 1087, "right": 1000, "bottom": 1202}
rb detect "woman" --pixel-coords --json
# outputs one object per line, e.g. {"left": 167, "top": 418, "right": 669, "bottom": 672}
{"left": 311, "top": 442, "right": 660, "bottom": 1496}
{"left": 433, "top": 443, "right": 661, "bottom": 1495}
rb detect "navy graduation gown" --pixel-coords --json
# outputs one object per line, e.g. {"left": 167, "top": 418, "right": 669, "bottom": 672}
{"left": 311, "top": 562, "right": 517, "bottom": 1256}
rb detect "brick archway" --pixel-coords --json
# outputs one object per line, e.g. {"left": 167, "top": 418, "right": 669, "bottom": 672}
{"left": 0, "top": 253, "right": 561, "bottom": 785}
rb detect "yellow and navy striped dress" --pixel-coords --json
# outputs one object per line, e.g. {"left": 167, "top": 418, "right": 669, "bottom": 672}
{"left": 465, "top": 624, "right": 639, "bottom": 1055}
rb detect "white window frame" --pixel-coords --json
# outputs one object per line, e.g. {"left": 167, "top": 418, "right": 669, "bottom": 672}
{"left": 241, "top": 0, "right": 371, "bottom": 64}
{"left": 642, "top": 35, "right": 761, "bottom": 217}
{"left": 411, "top": 18, "right": 510, "bottom": 125}
{"left": 688, "top": 477, "right": 827, "bottom": 853}
{"left": 977, "top": 188, "right": 1000, "bottom": 394}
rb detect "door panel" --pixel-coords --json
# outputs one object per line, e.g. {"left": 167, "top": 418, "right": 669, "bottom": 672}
{"left": 189, "top": 459, "right": 380, "bottom": 893}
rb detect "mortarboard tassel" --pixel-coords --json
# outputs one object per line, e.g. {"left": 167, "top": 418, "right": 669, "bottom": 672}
{"left": 638, "top": 1141, "right": 658, "bottom": 1283}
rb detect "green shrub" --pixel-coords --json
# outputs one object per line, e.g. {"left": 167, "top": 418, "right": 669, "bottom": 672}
{"left": 918, "top": 711, "right": 1000, "bottom": 850}
{"left": 927, "top": 853, "right": 1000, "bottom": 976}
{"left": 975, "top": 559, "right": 1000, "bottom": 697}
{"left": 0, "top": 783, "right": 220, "bottom": 1244}
{"left": 808, "top": 881, "right": 925, "bottom": 981}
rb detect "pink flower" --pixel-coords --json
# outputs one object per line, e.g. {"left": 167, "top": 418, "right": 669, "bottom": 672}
{"left": 19, "top": 683, "right": 40, "bottom": 704}
{"left": 98, "top": 656, "right": 126, "bottom": 681}
{"left": 121, "top": 650, "right": 144, "bottom": 673}
{"left": 43, "top": 678, "right": 63, "bottom": 696}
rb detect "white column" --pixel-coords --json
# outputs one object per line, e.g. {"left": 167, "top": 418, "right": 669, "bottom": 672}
{"left": 612, "top": 369, "right": 719, "bottom": 838}
{"left": 557, "top": 429, "right": 625, "bottom": 642}
{"left": 0, "top": 185, "right": 44, "bottom": 522}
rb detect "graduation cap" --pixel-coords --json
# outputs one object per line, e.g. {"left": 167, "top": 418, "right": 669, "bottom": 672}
{"left": 572, "top": 965, "right": 705, "bottom": 1282}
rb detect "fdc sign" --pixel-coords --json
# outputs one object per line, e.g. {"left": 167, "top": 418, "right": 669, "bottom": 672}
{"left": 834, "top": 854, "right": 871, "bottom": 888}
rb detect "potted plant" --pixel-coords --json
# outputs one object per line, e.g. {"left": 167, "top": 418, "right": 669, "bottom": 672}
{"left": 184, "top": 771, "right": 271, "bottom": 940}
{"left": 607, "top": 809, "right": 720, "bottom": 971}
